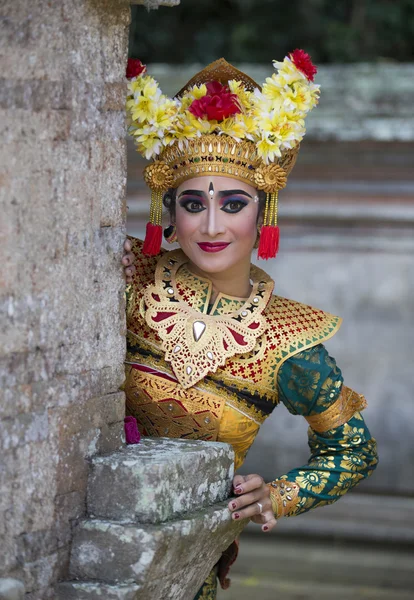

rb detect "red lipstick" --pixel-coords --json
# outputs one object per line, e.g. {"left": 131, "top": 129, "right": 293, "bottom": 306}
{"left": 197, "top": 242, "right": 230, "bottom": 253}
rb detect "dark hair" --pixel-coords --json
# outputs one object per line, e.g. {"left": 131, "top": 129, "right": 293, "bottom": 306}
{"left": 163, "top": 188, "right": 266, "bottom": 222}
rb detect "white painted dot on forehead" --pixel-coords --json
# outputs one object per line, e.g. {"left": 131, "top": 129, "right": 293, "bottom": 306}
{"left": 208, "top": 181, "right": 214, "bottom": 197}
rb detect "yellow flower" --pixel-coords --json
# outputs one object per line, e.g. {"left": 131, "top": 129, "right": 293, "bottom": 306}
{"left": 228, "top": 80, "right": 253, "bottom": 111}
{"left": 256, "top": 136, "right": 282, "bottom": 164}
{"left": 262, "top": 73, "right": 284, "bottom": 102}
{"left": 135, "top": 128, "right": 163, "bottom": 160}
{"left": 166, "top": 113, "right": 208, "bottom": 150}
{"left": 241, "top": 115, "right": 258, "bottom": 140}
{"left": 129, "top": 78, "right": 162, "bottom": 122}
{"left": 273, "top": 56, "right": 307, "bottom": 85}
{"left": 183, "top": 84, "right": 207, "bottom": 100}
{"left": 218, "top": 116, "right": 247, "bottom": 141}
{"left": 297, "top": 470, "right": 328, "bottom": 494}
{"left": 148, "top": 98, "right": 177, "bottom": 132}
{"left": 282, "top": 82, "right": 314, "bottom": 114}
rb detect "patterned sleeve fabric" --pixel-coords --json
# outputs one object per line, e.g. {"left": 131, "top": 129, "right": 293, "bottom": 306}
{"left": 267, "top": 344, "right": 378, "bottom": 518}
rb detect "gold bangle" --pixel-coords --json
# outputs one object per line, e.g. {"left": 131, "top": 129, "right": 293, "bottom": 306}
{"left": 305, "top": 386, "right": 368, "bottom": 433}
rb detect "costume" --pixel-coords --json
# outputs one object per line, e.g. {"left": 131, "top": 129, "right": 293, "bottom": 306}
{"left": 124, "top": 53, "right": 378, "bottom": 597}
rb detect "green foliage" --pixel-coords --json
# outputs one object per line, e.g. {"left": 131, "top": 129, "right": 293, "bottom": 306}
{"left": 129, "top": 0, "right": 414, "bottom": 63}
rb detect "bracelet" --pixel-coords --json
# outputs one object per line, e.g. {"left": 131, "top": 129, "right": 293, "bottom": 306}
{"left": 267, "top": 479, "right": 299, "bottom": 517}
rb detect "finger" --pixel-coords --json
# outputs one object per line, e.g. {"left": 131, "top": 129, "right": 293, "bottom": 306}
{"left": 122, "top": 255, "right": 131, "bottom": 266}
{"left": 124, "top": 239, "right": 132, "bottom": 252}
{"left": 232, "top": 475, "right": 246, "bottom": 491}
{"left": 125, "top": 267, "right": 133, "bottom": 277}
{"left": 260, "top": 511, "right": 277, "bottom": 533}
{"left": 233, "top": 474, "right": 263, "bottom": 495}
{"left": 231, "top": 499, "right": 270, "bottom": 522}
{"left": 228, "top": 489, "right": 263, "bottom": 512}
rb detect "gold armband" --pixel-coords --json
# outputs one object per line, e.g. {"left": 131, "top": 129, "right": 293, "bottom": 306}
{"left": 305, "top": 385, "right": 367, "bottom": 433}
{"left": 267, "top": 479, "right": 299, "bottom": 518}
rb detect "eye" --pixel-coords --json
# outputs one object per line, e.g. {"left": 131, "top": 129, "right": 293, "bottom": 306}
{"left": 179, "top": 199, "right": 206, "bottom": 213}
{"left": 221, "top": 199, "right": 248, "bottom": 213}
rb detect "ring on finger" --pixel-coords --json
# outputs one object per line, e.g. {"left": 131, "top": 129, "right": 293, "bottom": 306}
{"left": 256, "top": 502, "right": 263, "bottom": 514}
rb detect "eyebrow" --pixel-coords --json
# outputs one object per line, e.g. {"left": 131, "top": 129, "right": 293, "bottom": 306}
{"left": 218, "top": 189, "right": 252, "bottom": 199}
{"left": 178, "top": 190, "right": 205, "bottom": 199}
{"left": 178, "top": 189, "right": 252, "bottom": 199}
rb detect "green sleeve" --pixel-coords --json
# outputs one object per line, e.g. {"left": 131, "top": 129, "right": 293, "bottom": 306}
{"left": 269, "top": 344, "right": 378, "bottom": 517}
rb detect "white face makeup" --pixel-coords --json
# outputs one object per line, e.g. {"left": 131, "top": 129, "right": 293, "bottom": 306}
{"left": 174, "top": 175, "right": 259, "bottom": 277}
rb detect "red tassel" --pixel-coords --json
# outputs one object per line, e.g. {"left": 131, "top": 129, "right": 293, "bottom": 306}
{"left": 142, "top": 222, "right": 162, "bottom": 256}
{"left": 257, "top": 225, "right": 280, "bottom": 260}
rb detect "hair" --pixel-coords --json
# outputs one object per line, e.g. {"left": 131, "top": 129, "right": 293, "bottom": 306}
{"left": 163, "top": 187, "right": 266, "bottom": 223}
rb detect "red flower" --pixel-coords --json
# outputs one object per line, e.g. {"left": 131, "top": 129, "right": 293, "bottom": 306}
{"left": 189, "top": 80, "right": 241, "bottom": 122}
{"left": 126, "top": 58, "right": 146, "bottom": 79}
{"left": 289, "top": 49, "right": 317, "bottom": 82}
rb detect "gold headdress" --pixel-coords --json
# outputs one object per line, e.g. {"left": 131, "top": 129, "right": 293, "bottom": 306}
{"left": 126, "top": 51, "right": 320, "bottom": 258}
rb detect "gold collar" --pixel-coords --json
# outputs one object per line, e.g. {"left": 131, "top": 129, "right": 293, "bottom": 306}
{"left": 143, "top": 249, "right": 274, "bottom": 388}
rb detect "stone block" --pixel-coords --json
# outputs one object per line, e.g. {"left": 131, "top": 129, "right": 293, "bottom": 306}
{"left": 69, "top": 505, "right": 247, "bottom": 597}
{"left": 0, "top": 579, "right": 25, "bottom": 600}
{"left": 56, "top": 582, "right": 140, "bottom": 600}
{"left": 0, "top": 410, "right": 49, "bottom": 451}
{"left": 87, "top": 437, "right": 234, "bottom": 522}
{"left": 22, "top": 547, "right": 70, "bottom": 597}
{"left": 102, "top": 83, "right": 128, "bottom": 111}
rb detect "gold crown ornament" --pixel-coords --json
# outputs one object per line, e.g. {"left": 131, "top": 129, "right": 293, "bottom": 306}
{"left": 126, "top": 51, "right": 320, "bottom": 258}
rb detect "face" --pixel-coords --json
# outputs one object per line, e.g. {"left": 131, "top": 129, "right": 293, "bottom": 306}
{"left": 174, "top": 175, "right": 259, "bottom": 275}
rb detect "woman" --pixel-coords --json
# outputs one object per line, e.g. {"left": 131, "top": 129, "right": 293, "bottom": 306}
{"left": 122, "top": 53, "right": 378, "bottom": 598}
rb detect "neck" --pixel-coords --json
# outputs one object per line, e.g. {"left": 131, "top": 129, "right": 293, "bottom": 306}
{"left": 187, "top": 255, "right": 252, "bottom": 301}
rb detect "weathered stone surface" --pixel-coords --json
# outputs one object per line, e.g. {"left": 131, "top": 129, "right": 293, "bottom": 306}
{"left": 1, "top": 0, "right": 131, "bottom": 594}
{"left": 56, "top": 582, "right": 140, "bottom": 600}
{"left": 87, "top": 437, "right": 234, "bottom": 522}
{"left": 69, "top": 505, "right": 246, "bottom": 597}
{"left": 0, "top": 579, "right": 25, "bottom": 600}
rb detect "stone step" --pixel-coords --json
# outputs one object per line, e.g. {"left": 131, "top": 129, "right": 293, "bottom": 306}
{"left": 68, "top": 504, "right": 246, "bottom": 599}
{"left": 56, "top": 582, "right": 140, "bottom": 600}
{"left": 87, "top": 437, "right": 234, "bottom": 523}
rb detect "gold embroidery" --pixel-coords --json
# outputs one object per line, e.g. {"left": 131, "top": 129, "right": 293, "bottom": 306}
{"left": 305, "top": 386, "right": 368, "bottom": 433}
{"left": 125, "top": 366, "right": 225, "bottom": 440}
{"left": 143, "top": 249, "right": 274, "bottom": 389}
{"left": 267, "top": 479, "right": 299, "bottom": 517}
{"left": 125, "top": 238, "right": 343, "bottom": 463}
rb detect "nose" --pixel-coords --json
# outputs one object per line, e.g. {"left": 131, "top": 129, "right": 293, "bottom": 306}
{"left": 200, "top": 204, "right": 226, "bottom": 238}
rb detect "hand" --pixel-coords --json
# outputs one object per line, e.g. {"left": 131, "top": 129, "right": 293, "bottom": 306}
{"left": 122, "top": 239, "right": 136, "bottom": 283}
{"left": 228, "top": 474, "right": 277, "bottom": 533}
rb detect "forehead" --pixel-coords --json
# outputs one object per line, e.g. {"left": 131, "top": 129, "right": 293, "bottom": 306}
{"left": 176, "top": 175, "right": 256, "bottom": 195}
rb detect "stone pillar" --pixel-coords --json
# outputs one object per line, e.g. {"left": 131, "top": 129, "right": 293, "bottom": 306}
{"left": 0, "top": 1, "right": 131, "bottom": 597}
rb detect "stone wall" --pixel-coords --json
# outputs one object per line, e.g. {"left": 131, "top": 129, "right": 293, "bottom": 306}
{"left": 0, "top": 1, "right": 131, "bottom": 597}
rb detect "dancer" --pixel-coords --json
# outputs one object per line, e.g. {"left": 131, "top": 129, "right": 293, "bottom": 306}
{"left": 122, "top": 52, "right": 378, "bottom": 598}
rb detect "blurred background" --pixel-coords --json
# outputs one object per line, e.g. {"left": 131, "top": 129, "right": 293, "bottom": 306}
{"left": 127, "top": 1, "right": 414, "bottom": 598}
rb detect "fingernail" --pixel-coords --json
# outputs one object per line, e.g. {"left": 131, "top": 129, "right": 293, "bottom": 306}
{"left": 231, "top": 502, "right": 237, "bottom": 510}
{"left": 263, "top": 525, "right": 269, "bottom": 531}
{"left": 234, "top": 513, "right": 240, "bottom": 519}
{"left": 234, "top": 487, "right": 242, "bottom": 494}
